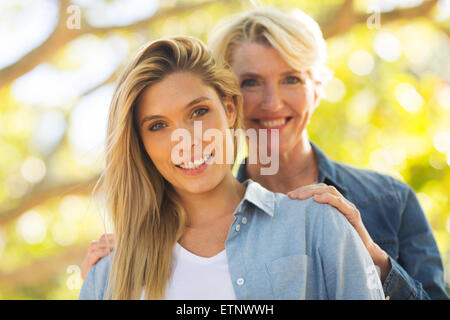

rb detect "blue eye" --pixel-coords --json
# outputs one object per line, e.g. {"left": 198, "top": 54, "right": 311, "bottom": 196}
{"left": 241, "top": 79, "right": 259, "bottom": 88}
{"left": 149, "top": 121, "right": 166, "bottom": 131}
{"left": 283, "top": 76, "right": 301, "bottom": 84}
{"left": 192, "top": 107, "right": 209, "bottom": 118}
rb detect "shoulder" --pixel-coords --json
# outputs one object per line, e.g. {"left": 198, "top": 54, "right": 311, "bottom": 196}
{"left": 94, "top": 250, "right": 114, "bottom": 278}
{"left": 79, "top": 251, "right": 114, "bottom": 300}
{"left": 275, "top": 195, "right": 369, "bottom": 260}
{"left": 272, "top": 193, "right": 353, "bottom": 242}
{"left": 275, "top": 192, "right": 345, "bottom": 220}
{"left": 331, "top": 160, "right": 412, "bottom": 203}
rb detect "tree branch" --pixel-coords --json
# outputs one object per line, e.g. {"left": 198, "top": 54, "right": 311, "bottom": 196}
{"left": 322, "top": 0, "right": 439, "bottom": 39}
{"left": 322, "top": 0, "right": 356, "bottom": 39}
{"left": 0, "top": 0, "right": 224, "bottom": 89}
{"left": 0, "top": 0, "right": 81, "bottom": 89}
{"left": 0, "top": 244, "right": 87, "bottom": 289}
{"left": 0, "top": 177, "right": 99, "bottom": 226}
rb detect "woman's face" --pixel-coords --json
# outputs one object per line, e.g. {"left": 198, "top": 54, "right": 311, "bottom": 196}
{"left": 135, "top": 72, "right": 236, "bottom": 195}
{"left": 231, "top": 41, "right": 319, "bottom": 153}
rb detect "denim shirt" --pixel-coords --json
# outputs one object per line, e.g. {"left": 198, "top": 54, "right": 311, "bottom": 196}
{"left": 79, "top": 179, "right": 385, "bottom": 300}
{"left": 236, "top": 142, "right": 449, "bottom": 300}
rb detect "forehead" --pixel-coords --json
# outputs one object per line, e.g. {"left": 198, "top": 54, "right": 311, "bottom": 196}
{"left": 136, "top": 72, "right": 219, "bottom": 118}
{"left": 231, "top": 41, "right": 293, "bottom": 76}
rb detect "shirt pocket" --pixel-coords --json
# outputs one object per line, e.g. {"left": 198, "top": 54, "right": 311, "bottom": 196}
{"left": 265, "top": 253, "right": 309, "bottom": 300}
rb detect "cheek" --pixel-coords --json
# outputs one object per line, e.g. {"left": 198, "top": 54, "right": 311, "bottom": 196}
{"left": 242, "top": 90, "right": 261, "bottom": 116}
{"left": 286, "top": 88, "right": 314, "bottom": 114}
{"left": 204, "top": 117, "right": 229, "bottom": 145}
{"left": 141, "top": 133, "right": 171, "bottom": 168}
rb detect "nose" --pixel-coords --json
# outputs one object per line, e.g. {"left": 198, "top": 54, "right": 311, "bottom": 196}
{"left": 192, "top": 134, "right": 202, "bottom": 149}
{"left": 260, "top": 83, "right": 283, "bottom": 112}
{"left": 171, "top": 122, "right": 203, "bottom": 163}
{"left": 183, "top": 122, "right": 204, "bottom": 159}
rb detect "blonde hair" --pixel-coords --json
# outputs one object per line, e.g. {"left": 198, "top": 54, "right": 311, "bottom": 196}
{"left": 209, "top": 7, "right": 332, "bottom": 92}
{"left": 98, "top": 36, "right": 243, "bottom": 299}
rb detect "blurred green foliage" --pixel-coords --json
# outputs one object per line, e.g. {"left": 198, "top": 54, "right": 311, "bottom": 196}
{"left": 0, "top": 0, "right": 449, "bottom": 299}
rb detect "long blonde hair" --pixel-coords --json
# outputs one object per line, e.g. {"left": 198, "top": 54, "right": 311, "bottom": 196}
{"left": 98, "top": 36, "right": 243, "bottom": 299}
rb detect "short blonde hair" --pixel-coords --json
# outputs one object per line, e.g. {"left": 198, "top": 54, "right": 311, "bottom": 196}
{"left": 209, "top": 7, "right": 332, "bottom": 89}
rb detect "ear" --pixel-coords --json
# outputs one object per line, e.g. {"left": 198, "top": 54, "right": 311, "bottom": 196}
{"left": 223, "top": 96, "right": 237, "bottom": 128}
{"left": 313, "top": 81, "right": 323, "bottom": 109}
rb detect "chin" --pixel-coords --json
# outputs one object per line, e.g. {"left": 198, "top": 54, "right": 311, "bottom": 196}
{"left": 172, "top": 169, "right": 226, "bottom": 195}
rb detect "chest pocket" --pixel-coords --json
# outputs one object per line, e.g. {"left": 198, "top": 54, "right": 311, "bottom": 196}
{"left": 265, "top": 254, "right": 308, "bottom": 300}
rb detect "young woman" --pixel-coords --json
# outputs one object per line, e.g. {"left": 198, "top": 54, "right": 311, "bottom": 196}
{"left": 82, "top": 8, "right": 448, "bottom": 299}
{"left": 78, "top": 36, "right": 384, "bottom": 299}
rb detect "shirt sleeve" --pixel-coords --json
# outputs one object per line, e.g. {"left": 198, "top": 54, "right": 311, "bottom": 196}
{"left": 78, "top": 262, "right": 97, "bottom": 300}
{"left": 319, "top": 205, "right": 385, "bottom": 300}
{"left": 382, "top": 184, "right": 449, "bottom": 300}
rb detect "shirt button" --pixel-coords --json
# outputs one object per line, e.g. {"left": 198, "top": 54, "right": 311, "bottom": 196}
{"left": 237, "top": 278, "right": 245, "bottom": 286}
{"left": 241, "top": 217, "right": 247, "bottom": 224}
{"left": 235, "top": 224, "right": 241, "bottom": 232}
{"left": 237, "top": 206, "right": 242, "bottom": 213}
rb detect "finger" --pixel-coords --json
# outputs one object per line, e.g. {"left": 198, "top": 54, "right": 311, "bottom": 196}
{"left": 97, "top": 240, "right": 115, "bottom": 251}
{"left": 99, "top": 233, "right": 115, "bottom": 242}
{"left": 313, "top": 192, "right": 355, "bottom": 217}
{"left": 82, "top": 248, "right": 112, "bottom": 279}
{"left": 87, "top": 238, "right": 114, "bottom": 255}
{"left": 288, "top": 184, "right": 342, "bottom": 200}
{"left": 87, "top": 240, "right": 99, "bottom": 255}
{"left": 98, "top": 236, "right": 115, "bottom": 249}
{"left": 287, "top": 184, "right": 326, "bottom": 199}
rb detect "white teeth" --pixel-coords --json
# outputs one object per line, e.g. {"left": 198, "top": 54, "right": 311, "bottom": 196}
{"left": 259, "top": 118, "right": 287, "bottom": 127}
{"left": 179, "top": 153, "right": 212, "bottom": 170}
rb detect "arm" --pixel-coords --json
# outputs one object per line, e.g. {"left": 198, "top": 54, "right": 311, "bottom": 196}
{"left": 289, "top": 184, "right": 391, "bottom": 280}
{"left": 79, "top": 250, "right": 114, "bottom": 300}
{"left": 383, "top": 185, "right": 448, "bottom": 300}
{"left": 78, "top": 260, "right": 97, "bottom": 300}
{"left": 319, "top": 205, "right": 385, "bottom": 300}
{"left": 290, "top": 183, "right": 449, "bottom": 300}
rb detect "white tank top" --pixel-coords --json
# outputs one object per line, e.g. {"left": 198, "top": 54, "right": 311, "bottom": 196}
{"left": 140, "top": 242, "right": 237, "bottom": 300}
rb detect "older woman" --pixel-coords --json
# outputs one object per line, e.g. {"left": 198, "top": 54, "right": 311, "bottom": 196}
{"left": 82, "top": 8, "right": 448, "bottom": 299}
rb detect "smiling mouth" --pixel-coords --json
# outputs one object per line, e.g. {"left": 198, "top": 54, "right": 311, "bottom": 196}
{"left": 255, "top": 117, "right": 293, "bottom": 128}
{"left": 176, "top": 152, "right": 214, "bottom": 170}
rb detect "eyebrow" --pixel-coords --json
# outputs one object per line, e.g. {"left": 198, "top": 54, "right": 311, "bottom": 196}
{"left": 238, "top": 69, "right": 302, "bottom": 78}
{"left": 140, "top": 96, "right": 212, "bottom": 127}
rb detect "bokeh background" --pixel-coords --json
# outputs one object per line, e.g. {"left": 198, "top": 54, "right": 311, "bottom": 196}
{"left": 0, "top": 0, "right": 449, "bottom": 299}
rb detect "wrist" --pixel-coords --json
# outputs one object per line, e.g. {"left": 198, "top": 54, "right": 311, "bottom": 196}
{"left": 369, "top": 242, "right": 392, "bottom": 282}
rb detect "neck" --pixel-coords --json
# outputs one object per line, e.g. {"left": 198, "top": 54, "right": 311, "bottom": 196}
{"left": 247, "top": 132, "right": 318, "bottom": 194}
{"left": 176, "top": 172, "right": 246, "bottom": 228}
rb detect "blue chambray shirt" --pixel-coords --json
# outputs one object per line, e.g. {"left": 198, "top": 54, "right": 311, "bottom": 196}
{"left": 79, "top": 179, "right": 385, "bottom": 300}
{"left": 236, "top": 142, "right": 449, "bottom": 300}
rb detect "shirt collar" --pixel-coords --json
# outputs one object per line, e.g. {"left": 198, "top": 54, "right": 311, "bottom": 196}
{"left": 310, "top": 142, "right": 348, "bottom": 196}
{"left": 240, "top": 179, "right": 275, "bottom": 217}
{"left": 236, "top": 142, "right": 348, "bottom": 196}
{"left": 236, "top": 158, "right": 247, "bottom": 183}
